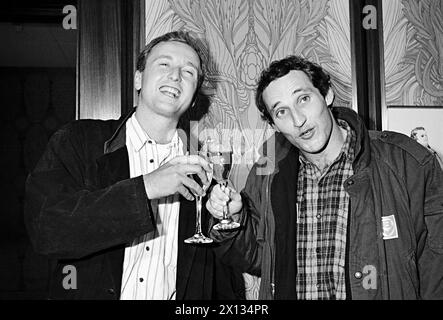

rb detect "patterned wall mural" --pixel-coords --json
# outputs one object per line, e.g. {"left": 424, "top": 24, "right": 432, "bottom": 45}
{"left": 383, "top": 0, "right": 443, "bottom": 106}
{"left": 144, "top": 0, "right": 351, "bottom": 299}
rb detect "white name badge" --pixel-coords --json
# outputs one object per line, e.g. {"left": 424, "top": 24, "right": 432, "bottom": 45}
{"left": 382, "top": 215, "right": 399, "bottom": 240}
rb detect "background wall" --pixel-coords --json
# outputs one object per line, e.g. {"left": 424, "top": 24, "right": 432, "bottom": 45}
{"left": 144, "top": 0, "right": 352, "bottom": 300}
{"left": 0, "top": 16, "right": 76, "bottom": 298}
{"left": 383, "top": 0, "right": 443, "bottom": 157}
{"left": 0, "top": 23, "right": 76, "bottom": 67}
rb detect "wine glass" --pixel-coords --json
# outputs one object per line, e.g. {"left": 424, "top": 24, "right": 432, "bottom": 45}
{"left": 208, "top": 142, "right": 240, "bottom": 231}
{"left": 184, "top": 149, "right": 214, "bottom": 244}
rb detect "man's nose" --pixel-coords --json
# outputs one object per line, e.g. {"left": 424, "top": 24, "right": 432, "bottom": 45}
{"left": 168, "top": 67, "right": 181, "bottom": 82}
{"left": 290, "top": 109, "right": 307, "bottom": 127}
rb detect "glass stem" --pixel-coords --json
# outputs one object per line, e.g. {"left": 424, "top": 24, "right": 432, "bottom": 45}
{"left": 195, "top": 195, "right": 202, "bottom": 234}
{"left": 222, "top": 181, "right": 228, "bottom": 220}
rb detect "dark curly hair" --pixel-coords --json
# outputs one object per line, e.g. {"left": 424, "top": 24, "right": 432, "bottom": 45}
{"left": 255, "top": 55, "right": 332, "bottom": 125}
{"left": 136, "top": 31, "right": 205, "bottom": 94}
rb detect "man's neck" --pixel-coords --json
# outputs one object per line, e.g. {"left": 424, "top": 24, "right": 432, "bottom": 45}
{"left": 134, "top": 106, "right": 179, "bottom": 144}
{"left": 301, "top": 121, "right": 348, "bottom": 172}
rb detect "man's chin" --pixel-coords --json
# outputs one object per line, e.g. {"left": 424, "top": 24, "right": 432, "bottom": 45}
{"left": 299, "top": 141, "right": 328, "bottom": 155}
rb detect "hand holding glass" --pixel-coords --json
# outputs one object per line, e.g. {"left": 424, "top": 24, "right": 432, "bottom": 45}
{"left": 184, "top": 150, "right": 214, "bottom": 244}
{"left": 209, "top": 145, "right": 240, "bottom": 231}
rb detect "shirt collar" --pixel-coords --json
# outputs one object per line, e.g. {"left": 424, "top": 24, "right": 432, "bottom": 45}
{"left": 126, "top": 113, "right": 179, "bottom": 152}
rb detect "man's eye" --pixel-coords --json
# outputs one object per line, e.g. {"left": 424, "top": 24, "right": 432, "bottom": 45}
{"left": 275, "top": 109, "right": 287, "bottom": 118}
{"left": 183, "top": 69, "right": 195, "bottom": 76}
{"left": 300, "top": 95, "right": 310, "bottom": 103}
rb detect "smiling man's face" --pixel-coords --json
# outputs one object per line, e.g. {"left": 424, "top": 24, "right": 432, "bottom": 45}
{"left": 135, "top": 40, "right": 200, "bottom": 120}
{"left": 263, "top": 70, "right": 335, "bottom": 155}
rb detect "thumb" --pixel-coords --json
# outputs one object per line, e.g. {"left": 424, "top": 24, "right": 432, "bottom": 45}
{"left": 231, "top": 190, "right": 242, "bottom": 201}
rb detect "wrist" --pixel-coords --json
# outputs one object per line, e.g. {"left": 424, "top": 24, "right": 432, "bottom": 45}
{"left": 143, "top": 174, "right": 155, "bottom": 199}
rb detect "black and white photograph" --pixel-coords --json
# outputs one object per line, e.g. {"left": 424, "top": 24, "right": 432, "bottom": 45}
{"left": 0, "top": 0, "right": 442, "bottom": 307}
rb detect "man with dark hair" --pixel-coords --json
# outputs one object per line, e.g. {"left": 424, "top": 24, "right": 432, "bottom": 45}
{"left": 207, "top": 55, "right": 443, "bottom": 300}
{"left": 25, "top": 31, "right": 243, "bottom": 300}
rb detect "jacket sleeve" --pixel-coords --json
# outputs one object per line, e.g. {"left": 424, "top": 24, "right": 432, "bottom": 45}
{"left": 209, "top": 165, "right": 265, "bottom": 276}
{"left": 418, "top": 156, "right": 443, "bottom": 299}
{"left": 24, "top": 124, "right": 154, "bottom": 260}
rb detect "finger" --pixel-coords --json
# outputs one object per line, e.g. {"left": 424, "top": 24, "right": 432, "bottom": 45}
{"left": 230, "top": 191, "right": 242, "bottom": 202}
{"left": 210, "top": 185, "right": 230, "bottom": 202}
{"left": 171, "top": 155, "right": 211, "bottom": 172}
{"left": 224, "top": 186, "right": 241, "bottom": 199}
{"left": 208, "top": 197, "right": 227, "bottom": 210}
{"left": 176, "top": 164, "right": 204, "bottom": 175}
{"left": 206, "top": 199, "right": 224, "bottom": 219}
{"left": 177, "top": 185, "right": 194, "bottom": 201}
{"left": 181, "top": 175, "right": 204, "bottom": 196}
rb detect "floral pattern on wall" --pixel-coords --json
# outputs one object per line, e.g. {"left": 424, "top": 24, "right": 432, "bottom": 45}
{"left": 383, "top": 0, "right": 443, "bottom": 106}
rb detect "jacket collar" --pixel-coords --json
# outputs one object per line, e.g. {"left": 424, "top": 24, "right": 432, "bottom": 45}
{"left": 104, "top": 107, "right": 136, "bottom": 154}
{"left": 331, "top": 107, "right": 371, "bottom": 172}
{"left": 264, "top": 106, "right": 372, "bottom": 175}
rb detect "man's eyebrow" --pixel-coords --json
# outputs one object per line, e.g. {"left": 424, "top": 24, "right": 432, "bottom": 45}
{"left": 153, "top": 55, "right": 198, "bottom": 70}
{"left": 271, "top": 102, "right": 281, "bottom": 112}
{"left": 185, "top": 61, "right": 199, "bottom": 70}
{"left": 293, "top": 88, "right": 309, "bottom": 95}
{"left": 270, "top": 88, "right": 309, "bottom": 111}
{"left": 153, "top": 54, "right": 172, "bottom": 61}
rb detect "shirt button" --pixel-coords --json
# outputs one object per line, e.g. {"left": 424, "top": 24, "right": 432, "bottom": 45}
{"left": 107, "top": 288, "right": 115, "bottom": 295}
{"left": 316, "top": 283, "right": 321, "bottom": 288}
{"left": 149, "top": 159, "right": 154, "bottom": 163}
{"left": 354, "top": 271, "right": 363, "bottom": 279}
{"left": 316, "top": 214, "right": 322, "bottom": 219}
{"left": 146, "top": 246, "right": 150, "bottom": 251}
{"left": 347, "top": 180, "right": 354, "bottom": 186}
{"left": 139, "top": 278, "right": 144, "bottom": 283}
{"left": 148, "top": 140, "right": 153, "bottom": 144}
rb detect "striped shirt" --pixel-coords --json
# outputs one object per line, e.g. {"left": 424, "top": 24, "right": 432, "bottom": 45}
{"left": 120, "top": 113, "right": 184, "bottom": 300}
{"left": 296, "top": 120, "right": 356, "bottom": 300}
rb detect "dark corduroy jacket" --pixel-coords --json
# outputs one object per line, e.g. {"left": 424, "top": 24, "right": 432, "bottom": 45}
{"left": 24, "top": 108, "right": 244, "bottom": 300}
{"left": 211, "top": 107, "right": 443, "bottom": 300}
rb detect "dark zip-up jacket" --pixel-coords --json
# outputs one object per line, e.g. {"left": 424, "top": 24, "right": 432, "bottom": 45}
{"left": 212, "top": 107, "right": 443, "bottom": 300}
{"left": 24, "top": 108, "right": 244, "bottom": 300}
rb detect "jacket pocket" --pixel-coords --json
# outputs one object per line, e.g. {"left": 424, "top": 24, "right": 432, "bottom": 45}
{"left": 424, "top": 211, "right": 443, "bottom": 251}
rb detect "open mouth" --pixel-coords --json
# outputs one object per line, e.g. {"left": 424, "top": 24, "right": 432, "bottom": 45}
{"left": 159, "top": 86, "right": 181, "bottom": 99}
{"left": 300, "top": 128, "right": 315, "bottom": 139}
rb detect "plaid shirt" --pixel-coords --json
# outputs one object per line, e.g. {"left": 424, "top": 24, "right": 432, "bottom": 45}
{"left": 296, "top": 120, "right": 356, "bottom": 300}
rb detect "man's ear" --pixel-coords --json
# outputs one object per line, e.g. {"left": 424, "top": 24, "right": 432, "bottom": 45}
{"left": 325, "top": 88, "right": 335, "bottom": 106}
{"left": 134, "top": 70, "right": 142, "bottom": 91}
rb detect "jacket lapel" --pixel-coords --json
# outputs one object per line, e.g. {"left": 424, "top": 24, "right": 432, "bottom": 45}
{"left": 272, "top": 145, "right": 299, "bottom": 299}
{"left": 176, "top": 196, "right": 198, "bottom": 300}
{"left": 97, "top": 106, "right": 132, "bottom": 296}
{"left": 95, "top": 146, "right": 130, "bottom": 296}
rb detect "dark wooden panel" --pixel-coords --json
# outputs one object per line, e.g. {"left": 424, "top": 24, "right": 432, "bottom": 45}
{"left": 77, "top": 0, "right": 122, "bottom": 120}
{"left": 77, "top": 0, "right": 143, "bottom": 120}
{"left": 350, "top": 0, "right": 386, "bottom": 130}
{"left": 121, "top": 0, "right": 144, "bottom": 116}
